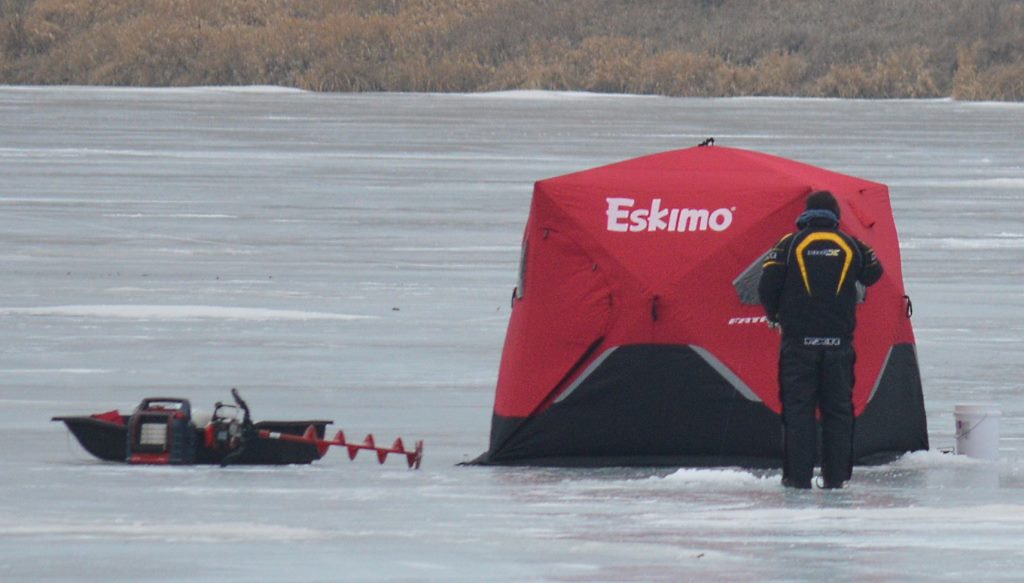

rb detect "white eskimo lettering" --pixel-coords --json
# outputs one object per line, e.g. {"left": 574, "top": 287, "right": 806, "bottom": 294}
{"left": 606, "top": 198, "right": 734, "bottom": 234}
{"left": 678, "top": 208, "right": 709, "bottom": 232}
{"left": 647, "top": 198, "right": 670, "bottom": 232}
{"left": 630, "top": 208, "right": 649, "bottom": 232}
{"left": 606, "top": 197, "right": 633, "bottom": 232}
{"left": 709, "top": 208, "right": 733, "bottom": 231}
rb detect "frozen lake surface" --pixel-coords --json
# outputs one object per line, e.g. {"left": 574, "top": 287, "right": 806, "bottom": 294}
{"left": 2, "top": 87, "right": 1024, "bottom": 581}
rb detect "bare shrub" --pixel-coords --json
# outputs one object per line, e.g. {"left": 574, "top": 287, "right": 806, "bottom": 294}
{"left": 975, "top": 61, "right": 1024, "bottom": 101}
{"left": 816, "top": 47, "right": 940, "bottom": 99}
{"left": 952, "top": 37, "right": 1024, "bottom": 101}
{"left": 574, "top": 36, "right": 648, "bottom": 93}
{"left": 1, "top": 0, "right": 1022, "bottom": 99}
{"left": 639, "top": 50, "right": 727, "bottom": 96}
{"left": 2, "top": 11, "right": 63, "bottom": 57}
{"left": 751, "top": 51, "right": 810, "bottom": 97}
{"left": 815, "top": 64, "right": 872, "bottom": 99}
{"left": 952, "top": 43, "right": 985, "bottom": 101}
{"left": 870, "top": 47, "right": 941, "bottom": 98}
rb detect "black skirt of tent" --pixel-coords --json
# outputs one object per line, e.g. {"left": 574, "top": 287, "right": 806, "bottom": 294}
{"left": 852, "top": 343, "right": 930, "bottom": 463}
{"left": 470, "top": 343, "right": 927, "bottom": 468}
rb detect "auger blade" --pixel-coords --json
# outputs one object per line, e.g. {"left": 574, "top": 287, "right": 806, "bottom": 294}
{"left": 257, "top": 425, "right": 423, "bottom": 468}
{"left": 304, "top": 424, "right": 328, "bottom": 457}
{"left": 411, "top": 440, "right": 424, "bottom": 469}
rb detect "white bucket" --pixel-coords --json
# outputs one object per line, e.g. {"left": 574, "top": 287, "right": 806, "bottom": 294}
{"left": 954, "top": 404, "right": 1001, "bottom": 459}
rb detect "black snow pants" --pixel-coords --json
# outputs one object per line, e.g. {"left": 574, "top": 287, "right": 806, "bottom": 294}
{"left": 779, "top": 339, "right": 856, "bottom": 486}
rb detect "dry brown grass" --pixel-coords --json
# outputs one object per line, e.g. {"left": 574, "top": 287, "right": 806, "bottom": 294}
{"left": 1, "top": 0, "right": 1021, "bottom": 100}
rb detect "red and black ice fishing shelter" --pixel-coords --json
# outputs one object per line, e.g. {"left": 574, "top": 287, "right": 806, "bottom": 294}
{"left": 474, "top": 144, "right": 928, "bottom": 466}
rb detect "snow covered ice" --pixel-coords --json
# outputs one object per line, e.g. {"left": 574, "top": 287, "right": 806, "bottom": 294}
{"left": 2, "top": 87, "right": 1024, "bottom": 581}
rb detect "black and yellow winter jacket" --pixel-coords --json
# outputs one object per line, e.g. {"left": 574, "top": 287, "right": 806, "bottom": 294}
{"left": 758, "top": 210, "right": 883, "bottom": 344}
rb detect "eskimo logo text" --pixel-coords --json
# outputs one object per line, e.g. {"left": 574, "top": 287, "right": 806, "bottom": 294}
{"left": 606, "top": 198, "right": 734, "bottom": 233}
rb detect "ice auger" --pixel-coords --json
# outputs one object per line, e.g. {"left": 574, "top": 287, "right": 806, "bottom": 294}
{"left": 257, "top": 426, "right": 424, "bottom": 469}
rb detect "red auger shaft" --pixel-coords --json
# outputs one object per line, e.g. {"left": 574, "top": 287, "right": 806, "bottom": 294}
{"left": 257, "top": 426, "right": 423, "bottom": 469}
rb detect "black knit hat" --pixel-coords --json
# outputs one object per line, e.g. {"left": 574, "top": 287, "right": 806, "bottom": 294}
{"left": 805, "top": 190, "right": 840, "bottom": 219}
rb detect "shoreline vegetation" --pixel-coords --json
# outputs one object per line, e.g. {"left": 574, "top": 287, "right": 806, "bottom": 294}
{"left": 1, "top": 0, "right": 1022, "bottom": 101}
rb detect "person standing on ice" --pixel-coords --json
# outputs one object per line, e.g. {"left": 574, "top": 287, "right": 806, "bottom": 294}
{"left": 758, "top": 191, "right": 883, "bottom": 489}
